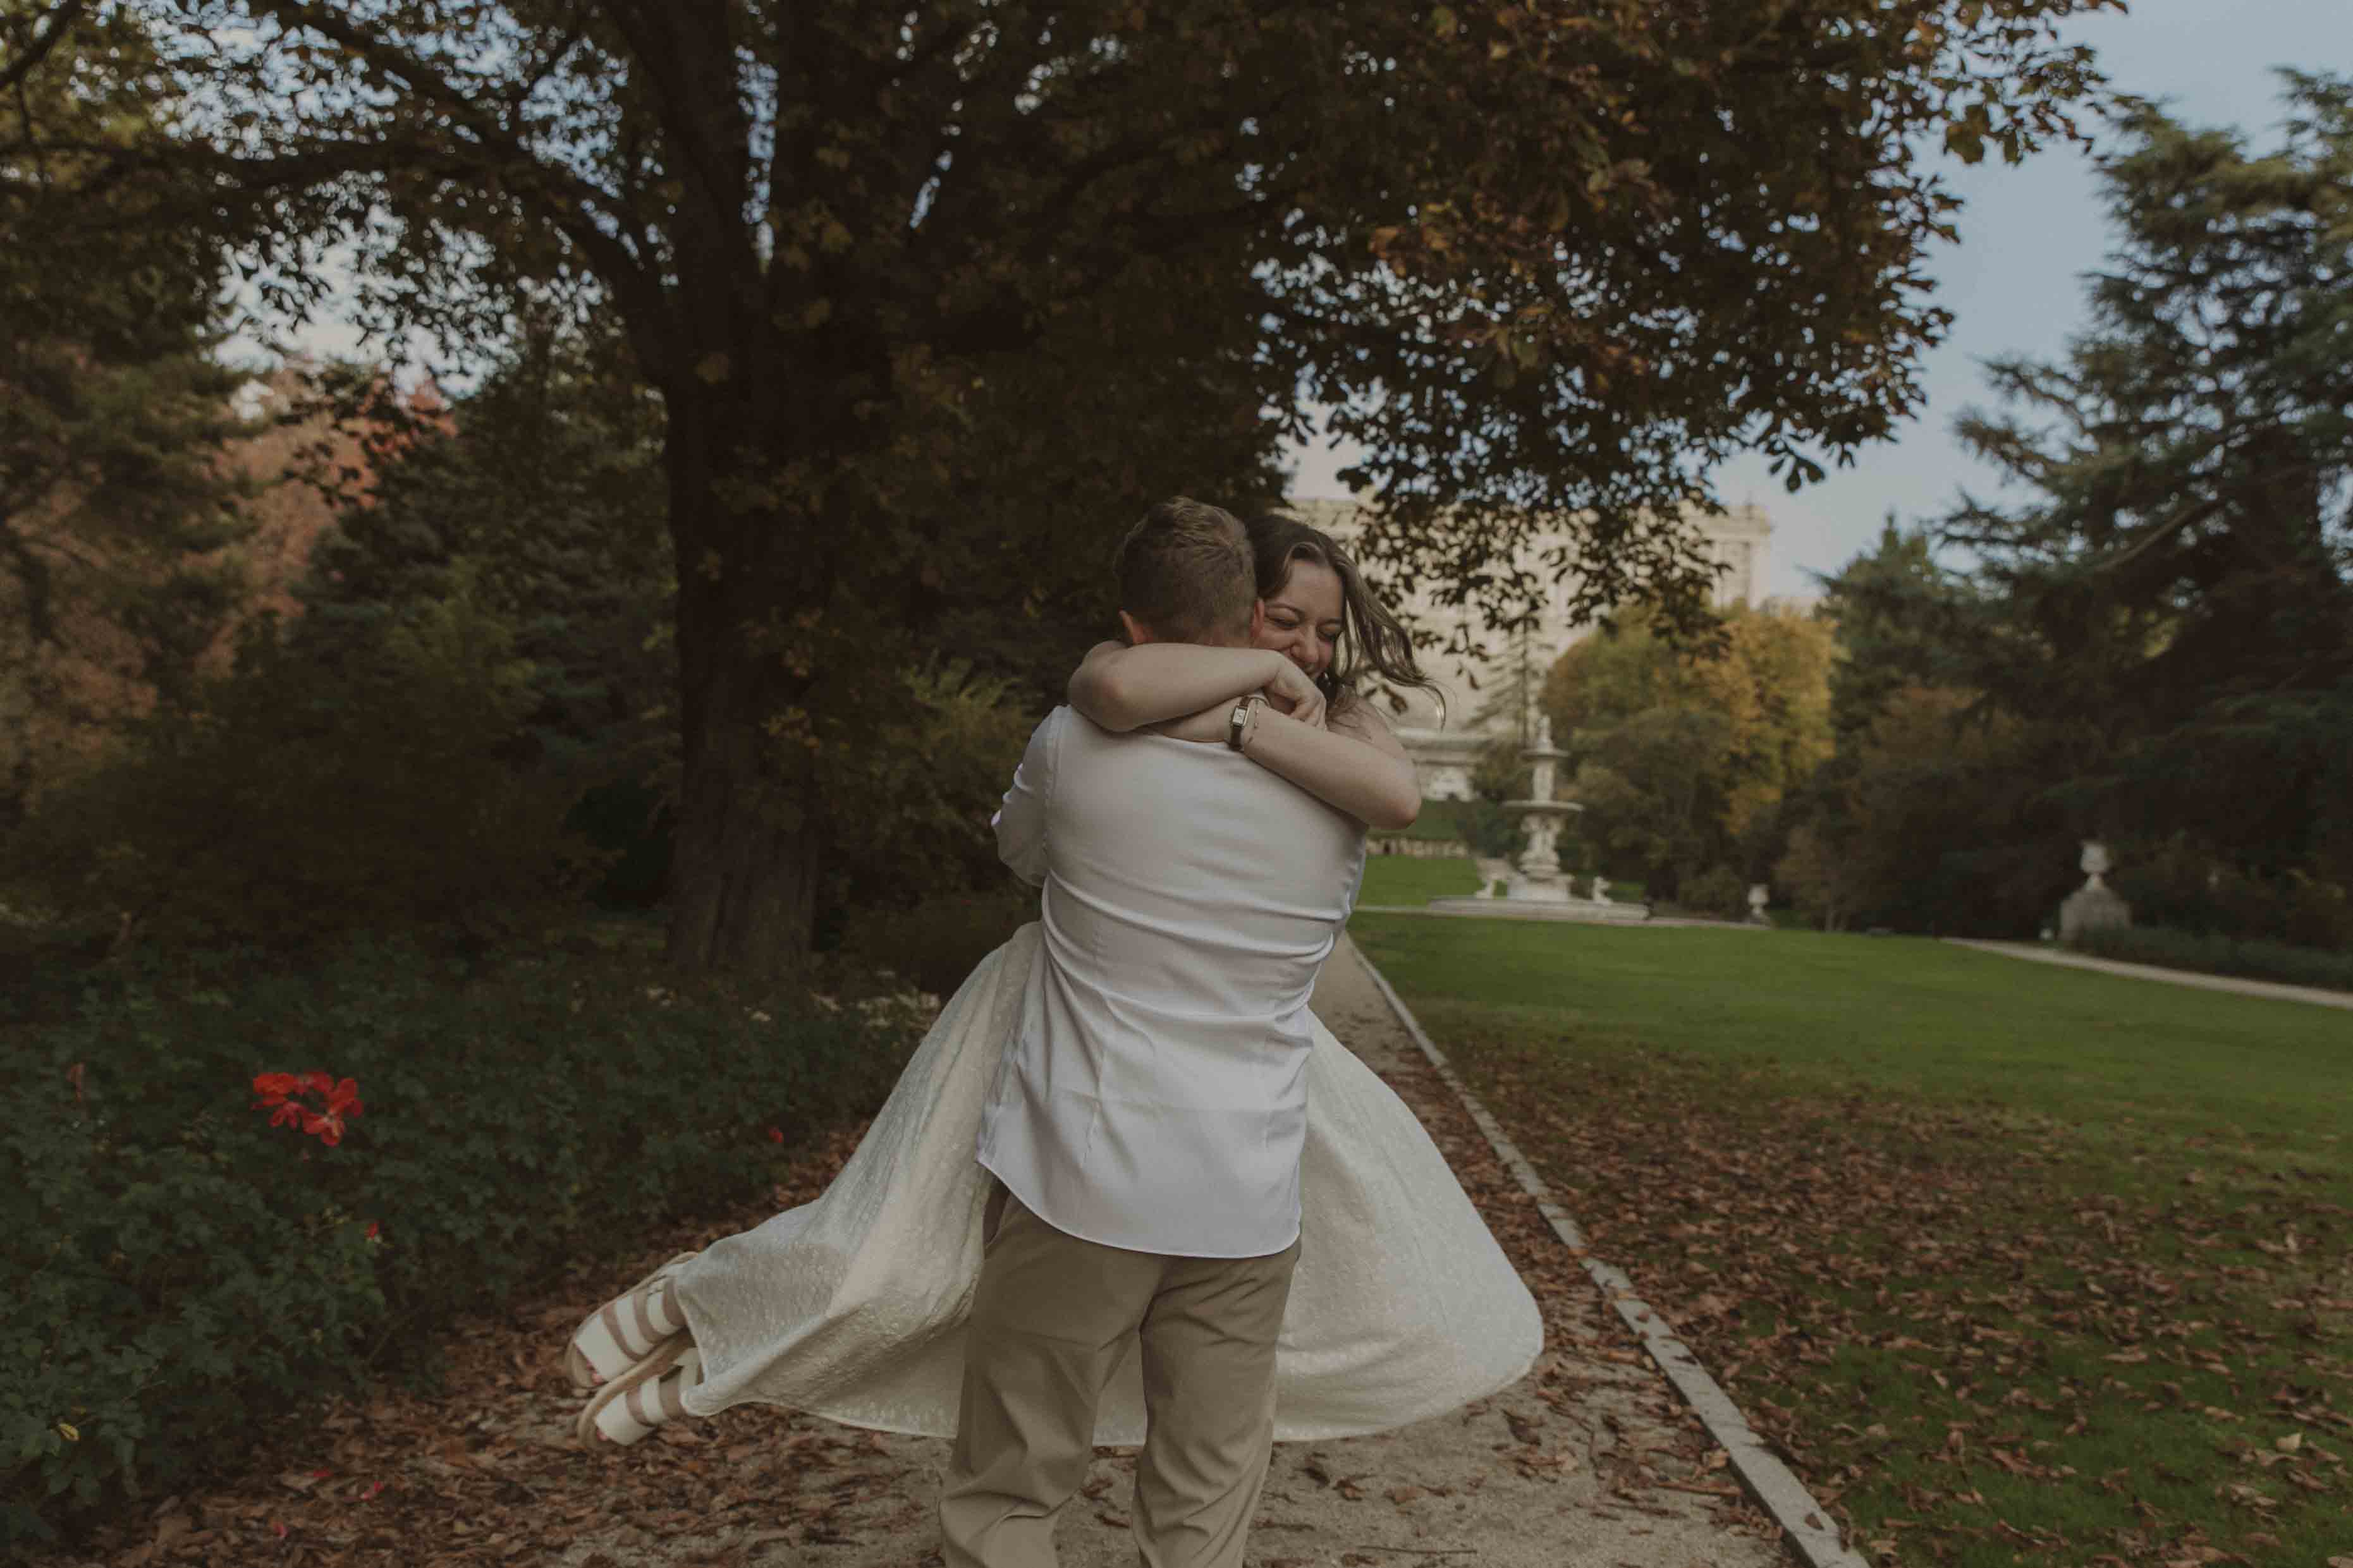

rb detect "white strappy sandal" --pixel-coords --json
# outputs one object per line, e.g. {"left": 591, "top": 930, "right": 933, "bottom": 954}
{"left": 575, "top": 1335, "right": 704, "bottom": 1447}
{"left": 565, "top": 1250, "right": 697, "bottom": 1389}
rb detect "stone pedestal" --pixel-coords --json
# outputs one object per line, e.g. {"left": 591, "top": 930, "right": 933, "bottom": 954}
{"left": 2059, "top": 840, "right": 2132, "bottom": 942}
{"left": 2060, "top": 885, "right": 2131, "bottom": 941}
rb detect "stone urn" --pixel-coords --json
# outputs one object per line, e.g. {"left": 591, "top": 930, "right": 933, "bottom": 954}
{"left": 2058, "top": 839, "right": 2132, "bottom": 942}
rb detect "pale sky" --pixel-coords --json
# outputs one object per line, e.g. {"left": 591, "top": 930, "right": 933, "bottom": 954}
{"left": 1282, "top": 1, "right": 2353, "bottom": 601}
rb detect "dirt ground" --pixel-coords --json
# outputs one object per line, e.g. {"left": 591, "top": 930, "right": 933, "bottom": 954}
{"left": 47, "top": 937, "right": 1790, "bottom": 1568}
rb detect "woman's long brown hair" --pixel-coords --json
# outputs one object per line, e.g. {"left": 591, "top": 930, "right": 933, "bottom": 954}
{"left": 1244, "top": 511, "right": 1436, "bottom": 719}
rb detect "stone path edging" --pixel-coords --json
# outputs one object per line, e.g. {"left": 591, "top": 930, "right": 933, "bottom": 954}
{"left": 1943, "top": 938, "right": 2353, "bottom": 1011}
{"left": 1350, "top": 944, "right": 1872, "bottom": 1568}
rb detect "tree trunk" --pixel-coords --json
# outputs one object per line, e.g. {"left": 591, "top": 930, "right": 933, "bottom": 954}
{"left": 659, "top": 380, "right": 824, "bottom": 979}
{"left": 664, "top": 655, "right": 822, "bottom": 978}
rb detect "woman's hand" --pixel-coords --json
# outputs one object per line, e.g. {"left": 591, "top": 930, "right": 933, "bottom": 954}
{"left": 1260, "top": 660, "right": 1326, "bottom": 730}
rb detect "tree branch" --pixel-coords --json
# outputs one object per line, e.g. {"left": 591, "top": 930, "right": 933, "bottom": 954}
{"left": 0, "top": 0, "right": 88, "bottom": 99}
{"left": 597, "top": 1, "right": 757, "bottom": 259}
{"left": 250, "top": 3, "right": 646, "bottom": 258}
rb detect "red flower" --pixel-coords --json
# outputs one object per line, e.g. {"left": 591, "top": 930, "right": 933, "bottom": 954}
{"left": 365, "top": 1220, "right": 381, "bottom": 1240}
{"left": 251, "top": 1070, "right": 364, "bottom": 1145}
{"left": 765, "top": 1126, "right": 783, "bottom": 1143}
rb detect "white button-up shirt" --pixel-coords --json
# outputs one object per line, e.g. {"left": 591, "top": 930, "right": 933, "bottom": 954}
{"left": 977, "top": 706, "right": 1366, "bottom": 1258}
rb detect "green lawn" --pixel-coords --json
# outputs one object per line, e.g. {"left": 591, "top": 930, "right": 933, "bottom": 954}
{"left": 1350, "top": 915, "right": 2353, "bottom": 1568}
{"left": 1355, "top": 853, "right": 1486, "bottom": 906}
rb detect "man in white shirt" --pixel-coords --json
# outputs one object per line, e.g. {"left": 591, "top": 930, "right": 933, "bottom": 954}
{"left": 938, "top": 499, "right": 1367, "bottom": 1568}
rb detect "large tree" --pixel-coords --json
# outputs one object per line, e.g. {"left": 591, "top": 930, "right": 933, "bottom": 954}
{"left": 3, "top": 0, "right": 2116, "bottom": 972}
{"left": 1936, "top": 71, "right": 2353, "bottom": 879}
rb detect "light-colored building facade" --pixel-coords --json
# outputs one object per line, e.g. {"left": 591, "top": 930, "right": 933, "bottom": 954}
{"left": 1288, "top": 497, "right": 1775, "bottom": 801}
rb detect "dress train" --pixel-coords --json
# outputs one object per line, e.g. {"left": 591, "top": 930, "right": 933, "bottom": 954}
{"left": 673, "top": 922, "right": 1542, "bottom": 1445}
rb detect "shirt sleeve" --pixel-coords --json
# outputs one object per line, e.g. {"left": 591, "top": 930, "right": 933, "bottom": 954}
{"left": 992, "top": 708, "right": 1061, "bottom": 887}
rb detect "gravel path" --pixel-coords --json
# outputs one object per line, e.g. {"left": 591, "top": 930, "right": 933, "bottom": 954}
{"left": 1942, "top": 937, "right": 2353, "bottom": 1011}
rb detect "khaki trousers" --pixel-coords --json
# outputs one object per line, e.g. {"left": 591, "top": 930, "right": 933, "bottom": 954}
{"left": 938, "top": 1181, "right": 1302, "bottom": 1568}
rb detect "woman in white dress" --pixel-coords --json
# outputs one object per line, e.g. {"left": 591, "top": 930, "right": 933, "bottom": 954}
{"left": 565, "top": 510, "right": 1543, "bottom": 1448}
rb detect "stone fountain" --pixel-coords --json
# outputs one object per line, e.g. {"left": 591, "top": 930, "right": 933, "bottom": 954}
{"left": 1503, "top": 715, "right": 1578, "bottom": 902}
{"left": 1426, "top": 715, "right": 1651, "bottom": 922}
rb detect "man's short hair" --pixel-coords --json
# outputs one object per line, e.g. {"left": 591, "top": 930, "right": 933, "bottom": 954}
{"left": 1111, "top": 497, "right": 1255, "bottom": 641}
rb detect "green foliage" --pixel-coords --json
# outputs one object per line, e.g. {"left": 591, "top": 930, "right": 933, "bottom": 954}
{"left": 288, "top": 333, "right": 680, "bottom": 906}
{"left": 816, "top": 662, "right": 1043, "bottom": 923}
{"left": 2069, "top": 925, "right": 2353, "bottom": 994}
{"left": 837, "top": 886, "right": 1040, "bottom": 1001}
{"left": 0, "top": 562, "right": 611, "bottom": 956}
{"left": 1371, "top": 797, "right": 1517, "bottom": 858}
{"left": 1455, "top": 801, "right": 1524, "bottom": 861}
{"left": 292, "top": 332, "right": 675, "bottom": 788}
{"left": 0, "top": 925, "right": 932, "bottom": 1545}
{"left": 1934, "top": 74, "right": 2353, "bottom": 878}
{"left": 2106, "top": 834, "right": 2353, "bottom": 953}
{"left": 4, "top": 0, "right": 2120, "bottom": 963}
{"left": 1790, "top": 78, "right": 2353, "bottom": 937}
{"left": 1773, "top": 822, "right": 1865, "bottom": 933}
{"left": 1814, "top": 520, "right": 1982, "bottom": 743}
{"left": 1782, "top": 683, "right": 2075, "bottom": 937}
{"left": 1677, "top": 865, "right": 1751, "bottom": 921}
{"left": 1543, "top": 604, "right": 1835, "bottom": 895}
{"left": 0, "top": 8, "right": 262, "bottom": 823}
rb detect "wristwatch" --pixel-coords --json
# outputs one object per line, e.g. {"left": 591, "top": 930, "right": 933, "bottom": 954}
{"left": 1226, "top": 694, "right": 1266, "bottom": 753}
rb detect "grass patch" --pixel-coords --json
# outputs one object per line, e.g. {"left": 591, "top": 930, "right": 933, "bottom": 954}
{"left": 1357, "top": 854, "right": 1485, "bottom": 906}
{"left": 1351, "top": 915, "right": 2353, "bottom": 1567}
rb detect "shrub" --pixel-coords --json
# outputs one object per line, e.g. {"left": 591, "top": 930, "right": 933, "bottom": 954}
{"left": 817, "top": 661, "right": 1039, "bottom": 919}
{"left": 1678, "top": 865, "right": 1751, "bottom": 921}
{"left": 0, "top": 925, "right": 934, "bottom": 1547}
{"left": 838, "top": 885, "right": 1037, "bottom": 1000}
{"left": 0, "top": 568, "right": 613, "bottom": 959}
{"left": 2108, "top": 836, "right": 2352, "bottom": 953}
{"left": 2069, "top": 925, "right": 2353, "bottom": 994}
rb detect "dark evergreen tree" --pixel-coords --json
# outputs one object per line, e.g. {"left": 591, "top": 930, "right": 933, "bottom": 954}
{"left": 1937, "top": 73, "right": 2353, "bottom": 882}
{"left": 1812, "top": 518, "right": 1985, "bottom": 743}
{"left": 288, "top": 325, "right": 677, "bottom": 902}
{"left": 0, "top": 5, "right": 257, "bottom": 825}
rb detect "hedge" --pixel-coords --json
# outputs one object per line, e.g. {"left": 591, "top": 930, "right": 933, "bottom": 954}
{"left": 1, "top": 925, "right": 934, "bottom": 1547}
{"left": 2068, "top": 924, "right": 2353, "bottom": 995}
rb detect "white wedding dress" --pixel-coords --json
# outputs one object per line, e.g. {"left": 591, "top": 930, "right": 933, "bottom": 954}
{"left": 673, "top": 921, "right": 1543, "bottom": 1444}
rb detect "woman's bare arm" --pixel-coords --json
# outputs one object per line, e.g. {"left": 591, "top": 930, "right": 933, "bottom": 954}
{"left": 1068, "top": 640, "right": 1325, "bottom": 730}
{"left": 1248, "top": 700, "right": 1421, "bottom": 830}
{"left": 1152, "top": 695, "right": 1422, "bottom": 830}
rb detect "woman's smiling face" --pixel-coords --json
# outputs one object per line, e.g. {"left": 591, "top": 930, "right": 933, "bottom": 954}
{"left": 1254, "top": 557, "right": 1345, "bottom": 679}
